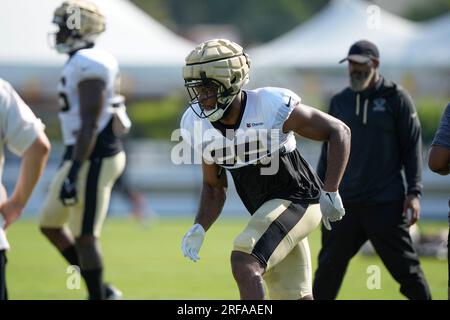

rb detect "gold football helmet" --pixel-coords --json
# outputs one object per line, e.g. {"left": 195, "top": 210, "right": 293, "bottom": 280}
{"left": 51, "top": 0, "right": 105, "bottom": 53}
{"left": 183, "top": 39, "right": 251, "bottom": 122}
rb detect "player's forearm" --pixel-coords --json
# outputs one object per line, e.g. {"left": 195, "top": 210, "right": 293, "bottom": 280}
{"left": 73, "top": 126, "right": 98, "bottom": 162}
{"left": 11, "top": 134, "right": 50, "bottom": 206}
{"left": 428, "top": 146, "right": 450, "bottom": 176}
{"left": 323, "top": 123, "right": 351, "bottom": 191}
{"left": 195, "top": 183, "right": 227, "bottom": 231}
{"left": 75, "top": 79, "right": 104, "bottom": 163}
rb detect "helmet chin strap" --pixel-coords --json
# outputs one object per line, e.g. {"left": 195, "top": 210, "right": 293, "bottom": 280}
{"left": 205, "top": 92, "right": 238, "bottom": 122}
{"left": 205, "top": 108, "right": 224, "bottom": 122}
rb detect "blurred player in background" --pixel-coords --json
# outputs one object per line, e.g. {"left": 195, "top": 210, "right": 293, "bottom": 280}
{"left": 179, "top": 39, "right": 351, "bottom": 299}
{"left": 114, "top": 167, "right": 147, "bottom": 223}
{"left": 39, "top": 0, "right": 130, "bottom": 300}
{"left": 313, "top": 40, "right": 431, "bottom": 300}
{"left": 0, "top": 78, "right": 50, "bottom": 300}
{"left": 427, "top": 103, "right": 450, "bottom": 299}
{"left": 112, "top": 140, "right": 154, "bottom": 226}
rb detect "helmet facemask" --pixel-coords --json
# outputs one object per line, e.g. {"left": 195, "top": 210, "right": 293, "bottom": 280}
{"left": 50, "top": 22, "right": 93, "bottom": 54}
{"left": 185, "top": 74, "right": 237, "bottom": 122}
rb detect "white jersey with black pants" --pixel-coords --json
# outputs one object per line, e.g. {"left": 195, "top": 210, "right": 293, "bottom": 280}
{"left": 0, "top": 79, "right": 45, "bottom": 299}
{"left": 39, "top": 47, "right": 126, "bottom": 238}
{"left": 181, "top": 87, "right": 324, "bottom": 299}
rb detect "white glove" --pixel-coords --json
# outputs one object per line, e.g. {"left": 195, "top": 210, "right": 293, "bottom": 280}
{"left": 319, "top": 190, "right": 345, "bottom": 231}
{"left": 181, "top": 223, "right": 205, "bottom": 262}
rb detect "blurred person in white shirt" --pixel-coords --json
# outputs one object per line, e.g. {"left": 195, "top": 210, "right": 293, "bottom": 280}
{"left": 0, "top": 78, "right": 50, "bottom": 300}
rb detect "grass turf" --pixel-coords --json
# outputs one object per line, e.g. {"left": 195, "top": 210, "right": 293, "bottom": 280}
{"left": 4, "top": 217, "right": 448, "bottom": 300}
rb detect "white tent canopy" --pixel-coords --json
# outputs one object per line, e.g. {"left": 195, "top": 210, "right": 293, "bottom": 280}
{"left": 404, "top": 13, "right": 450, "bottom": 68}
{"left": 249, "top": 0, "right": 421, "bottom": 69}
{"left": 0, "top": 0, "right": 195, "bottom": 97}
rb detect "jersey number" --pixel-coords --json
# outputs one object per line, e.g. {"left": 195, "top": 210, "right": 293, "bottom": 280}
{"left": 210, "top": 139, "right": 268, "bottom": 167}
{"left": 59, "top": 92, "right": 70, "bottom": 112}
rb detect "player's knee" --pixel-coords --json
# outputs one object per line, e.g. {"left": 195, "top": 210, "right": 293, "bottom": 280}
{"left": 230, "top": 251, "right": 263, "bottom": 284}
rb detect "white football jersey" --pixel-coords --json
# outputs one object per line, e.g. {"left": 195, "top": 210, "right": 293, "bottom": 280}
{"left": 0, "top": 78, "right": 44, "bottom": 250}
{"left": 181, "top": 87, "right": 300, "bottom": 169}
{"left": 58, "top": 47, "right": 121, "bottom": 145}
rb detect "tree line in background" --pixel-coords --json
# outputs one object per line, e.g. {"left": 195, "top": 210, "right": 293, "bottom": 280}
{"left": 125, "top": 96, "right": 447, "bottom": 144}
{"left": 130, "top": 0, "right": 450, "bottom": 45}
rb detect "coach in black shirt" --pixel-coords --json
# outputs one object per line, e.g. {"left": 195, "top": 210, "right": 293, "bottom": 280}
{"left": 313, "top": 40, "right": 431, "bottom": 300}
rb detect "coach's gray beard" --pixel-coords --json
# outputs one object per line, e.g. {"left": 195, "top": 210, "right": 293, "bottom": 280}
{"left": 349, "top": 69, "right": 375, "bottom": 92}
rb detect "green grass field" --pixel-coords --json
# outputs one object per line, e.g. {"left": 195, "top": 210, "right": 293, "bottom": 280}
{"left": 4, "top": 217, "right": 448, "bottom": 300}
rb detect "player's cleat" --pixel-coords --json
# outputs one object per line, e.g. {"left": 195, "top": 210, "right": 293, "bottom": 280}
{"left": 104, "top": 283, "right": 123, "bottom": 300}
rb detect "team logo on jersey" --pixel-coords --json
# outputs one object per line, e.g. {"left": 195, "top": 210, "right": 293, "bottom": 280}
{"left": 246, "top": 122, "right": 264, "bottom": 128}
{"left": 286, "top": 96, "right": 292, "bottom": 107}
{"left": 373, "top": 98, "right": 386, "bottom": 112}
{"left": 283, "top": 95, "right": 300, "bottom": 108}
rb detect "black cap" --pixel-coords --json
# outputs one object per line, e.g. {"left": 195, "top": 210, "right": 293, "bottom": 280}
{"left": 339, "top": 40, "right": 379, "bottom": 64}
